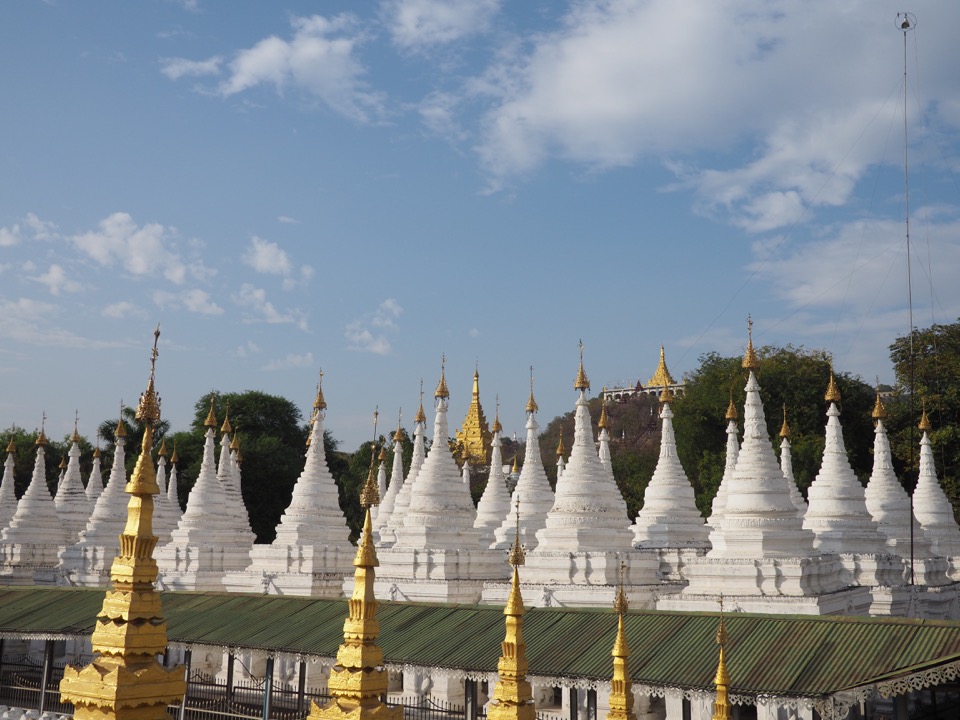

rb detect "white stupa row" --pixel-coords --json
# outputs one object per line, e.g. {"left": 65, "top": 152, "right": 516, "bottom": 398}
{"left": 2, "top": 344, "right": 960, "bottom": 619}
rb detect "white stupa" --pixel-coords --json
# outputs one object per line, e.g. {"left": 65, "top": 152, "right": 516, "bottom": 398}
{"left": 85, "top": 445, "right": 104, "bottom": 501}
{"left": 0, "top": 438, "right": 20, "bottom": 531}
{"left": 473, "top": 412, "right": 512, "bottom": 544}
{"left": 0, "top": 427, "right": 68, "bottom": 585}
{"left": 379, "top": 394, "right": 427, "bottom": 547}
{"left": 54, "top": 420, "right": 93, "bottom": 543}
{"left": 708, "top": 395, "right": 739, "bottom": 527}
{"left": 378, "top": 361, "right": 507, "bottom": 603}
{"left": 520, "top": 349, "right": 655, "bottom": 606}
{"left": 492, "top": 373, "right": 554, "bottom": 551}
{"left": 373, "top": 447, "right": 388, "bottom": 525}
{"left": 216, "top": 407, "right": 254, "bottom": 538}
{"left": 59, "top": 418, "right": 134, "bottom": 587}
{"left": 152, "top": 439, "right": 179, "bottom": 544}
{"left": 156, "top": 401, "right": 252, "bottom": 591}
{"left": 912, "top": 408, "right": 960, "bottom": 559}
{"left": 167, "top": 444, "right": 183, "bottom": 521}
{"left": 374, "top": 419, "right": 405, "bottom": 543}
{"left": 243, "top": 379, "right": 353, "bottom": 596}
{"left": 598, "top": 404, "right": 612, "bottom": 470}
{"left": 865, "top": 394, "right": 931, "bottom": 558}
{"left": 802, "top": 371, "right": 888, "bottom": 556}
{"left": 670, "top": 326, "right": 860, "bottom": 613}
{"left": 632, "top": 389, "right": 709, "bottom": 549}
{"left": 778, "top": 408, "right": 807, "bottom": 519}
{"left": 556, "top": 431, "right": 566, "bottom": 480}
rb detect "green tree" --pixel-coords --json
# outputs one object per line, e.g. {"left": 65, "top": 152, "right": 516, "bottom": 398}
{"left": 98, "top": 405, "right": 170, "bottom": 474}
{"left": 672, "top": 345, "right": 876, "bottom": 514}
{"left": 174, "top": 391, "right": 309, "bottom": 543}
{"left": 887, "top": 319, "right": 960, "bottom": 513}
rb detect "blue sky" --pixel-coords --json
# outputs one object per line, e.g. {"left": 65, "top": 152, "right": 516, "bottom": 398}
{"left": 1, "top": 0, "right": 959, "bottom": 450}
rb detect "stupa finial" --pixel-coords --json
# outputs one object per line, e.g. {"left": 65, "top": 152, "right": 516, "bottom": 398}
{"left": 742, "top": 316, "right": 760, "bottom": 370}
{"left": 919, "top": 399, "right": 932, "bottom": 432}
{"left": 711, "top": 595, "right": 731, "bottom": 720}
{"left": 779, "top": 405, "right": 791, "bottom": 439}
{"left": 36, "top": 412, "right": 48, "bottom": 447}
{"left": 574, "top": 339, "right": 590, "bottom": 392}
{"left": 220, "top": 399, "right": 232, "bottom": 434}
{"left": 824, "top": 360, "right": 841, "bottom": 405}
{"left": 204, "top": 396, "right": 217, "bottom": 428}
{"left": 725, "top": 385, "right": 738, "bottom": 421}
{"left": 435, "top": 354, "right": 450, "bottom": 399}
{"left": 526, "top": 366, "right": 539, "bottom": 414}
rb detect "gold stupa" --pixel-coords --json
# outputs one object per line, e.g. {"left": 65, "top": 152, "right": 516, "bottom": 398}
{"left": 60, "top": 327, "right": 186, "bottom": 720}
{"left": 605, "top": 565, "right": 635, "bottom": 720}
{"left": 455, "top": 368, "right": 493, "bottom": 466}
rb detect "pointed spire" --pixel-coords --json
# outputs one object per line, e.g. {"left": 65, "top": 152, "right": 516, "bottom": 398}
{"left": 487, "top": 501, "right": 536, "bottom": 720}
{"left": 306, "top": 414, "right": 399, "bottom": 720}
{"left": 158, "top": 438, "right": 168, "bottom": 457}
{"left": 872, "top": 390, "right": 887, "bottom": 421}
{"left": 4, "top": 437, "right": 14, "bottom": 454}
{"left": 574, "top": 340, "right": 590, "bottom": 392}
{"left": 36, "top": 412, "right": 48, "bottom": 446}
{"left": 493, "top": 397, "right": 503, "bottom": 434}
{"left": 919, "top": 399, "right": 932, "bottom": 431}
{"left": 114, "top": 401, "right": 127, "bottom": 438}
{"left": 742, "top": 315, "right": 760, "bottom": 370}
{"left": 526, "top": 367, "right": 539, "bottom": 414}
{"left": 0, "top": 437, "right": 18, "bottom": 530}
{"left": 598, "top": 403, "right": 610, "bottom": 429}
{"left": 71, "top": 411, "right": 81, "bottom": 443}
{"left": 556, "top": 430, "right": 565, "bottom": 457}
{"left": 170, "top": 442, "right": 179, "bottom": 465}
{"left": 779, "top": 405, "right": 791, "bottom": 439}
{"left": 824, "top": 362, "right": 841, "bottom": 404}
{"left": 86, "top": 435, "right": 104, "bottom": 502}
{"left": 647, "top": 345, "right": 676, "bottom": 389}
{"left": 606, "top": 563, "right": 635, "bottom": 720}
{"left": 725, "top": 386, "right": 738, "bottom": 421}
{"left": 435, "top": 354, "right": 450, "bottom": 399}
{"left": 711, "top": 597, "right": 732, "bottom": 720}
{"left": 61, "top": 324, "right": 186, "bottom": 720}
{"left": 414, "top": 379, "right": 426, "bottom": 424}
{"left": 204, "top": 397, "right": 217, "bottom": 428}
{"left": 220, "top": 400, "right": 232, "bottom": 434}
{"left": 314, "top": 369, "right": 327, "bottom": 414}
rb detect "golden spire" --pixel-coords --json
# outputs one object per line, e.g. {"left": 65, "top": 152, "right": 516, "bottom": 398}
{"left": 606, "top": 562, "right": 635, "bottom": 720}
{"left": 512, "top": 453, "right": 519, "bottom": 474}
{"left": 114, "top": 401, "right": 127, "bottom": 438}
{"left": 393, "top": 409, "right": 404, "bottom": 442}
{"left": 824, "top": 362, "right": 841, "bottom": 404}
{"left": 93, "top": 438, "right": 101, "bottom": 459}
{"left": 779, "top": 405, "right": 791, "bottom": 439}
{"left": 456, "top": 365, "right": 493, "bottom": 465}
{"left": 659, "top": 383, "right": 674, "bottom": 405}
{"left": 711, "top": 596, "right": 732, "bottom": 720}
{"left": 5, "top": 437, "right": 14, "bottom": 454}
{"left": 647, "top": 345, "right": 676, "bottom": 388}
{"left": 158, "top": 438, "right": 168, "bottom": 458}
{"left": 308, "top": 410, "right": 400, "bottom": 720}
{"left": 493, "top": 397, "right": 503, "bottom": 434}
{"left": 556, "top": 430, "right": 565, "bottom": 457}
{"left": 230, "top": 431, "right": 241, "bottom": 452}
{"left": 71, "top": 411, "right": 81, "bottom": 444}
{"left": 414, "top": 379, "right": 426, "bottom": 424}
{"left": 742, "top": 316, "right": 760, "bottom": 370}
{"left": 725, "top": 386, "right": 738, "bottom": 421}
{"left": 473, "top": 366, "right": 480, "bottom": 399}
{"left": 36, "top": 412, "right": 48, "bottom": 447}
{"left": 378, "top": 445, "right": 387, "bottom": 462}
{"left": 435, "top": 354, "right": 450, "bottom": 399}
{"left": 488, "top": 501, "right": 536, "bottom": 720}
{"left": 170, "top": 442, "right": 178, "bottom": 465}
{"left": 60, "top": 324, "right": 186, "bottom": 720}
{"left": 599, "top": 403, "right": 610, "bottom": 429}
{"left": 204, "top": 397, "right": 217, "bottom": 428}
{"left": 59, "top": 455, "right": 67, "bottom": 471}
{"left": 919, "top": 399, "right": 932, "bottom": 432}
{"left": 526, "top": 366, "right": 539, "bottom": 414}
{"left": 314, "top": 369, "right": 327, "bottom": 415}
{"left": 220, "top": 400, "right": 232, "bottom": 434}
{"left": 872, "top": 380, "right": 887, "bottom": 421}
{"left": 574, "top": 340, "right": 590, "bottom": 392}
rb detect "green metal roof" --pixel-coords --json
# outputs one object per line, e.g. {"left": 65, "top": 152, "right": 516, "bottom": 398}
{"left": 1, "top": 587, "right": 959, "bottom": 700}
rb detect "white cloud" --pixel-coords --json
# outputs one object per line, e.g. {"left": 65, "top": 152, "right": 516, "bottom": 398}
{"left": 216, "top": 14, "right": 384, "bottom": 123}
{"left": 160, "top": 56, "right": 222, "bottom": 80}
{"left": 0, "top": 297, "right": 118, "bottom": 349}
{"left": 0, "top": 225, "right": 20, "bottom": 247}
{"left": 152, "top": 288, "right": 224, "bottom": 315}
{"left": 102, "top": 301, "right": 146, "bottom": 319}
{"left": 383, "top": 0, "right": 501, "bottom": 50}
{"left": 70, "top": 212, "right": 200, "bottom": 284}
{"left": 243, "top": 236, "right": 292, "bottom": 275}
{"left": 262, "top": 351, "right": 314, "bottom": 371}
{"left": 233, "top": 283, "right": 308, "bottom": 329}
{"left": 0, "top": 213, "right": 58, "bottom": 246}
{"left": 277, "top": 215, "right": 299, "bottom": 224}
{"left": 31, "top": 264, "right": 82, "bottom": 296}
{"left": 469, "top": 0, "right": 960, "bottom": 226}
{"left": 346, "top": 298, "right": 403, "bottom": 354}
{"left": 234, "top": 340, "right": 261, "bottom": 358}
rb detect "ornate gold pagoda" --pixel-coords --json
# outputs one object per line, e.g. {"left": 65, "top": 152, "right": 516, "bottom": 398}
{"left": 647, "top": 346, "right": 676, "bottom": 389}
{"left": 606, "top": 566, "right": 635, "bottom": 720}
{"left": 455, "top": 368, "right": 493, "bottom": 466}
{"left": 60, "top": 327, "right": 186, "bottom": 720}
{"left": 487, "top": 503, "right": 536, "bottom": 720}
{"left": 307, "top": 426, "right": 401, "bottom": 720}
{"left": 712, "top": 600, "right": 732, "bottom": 720}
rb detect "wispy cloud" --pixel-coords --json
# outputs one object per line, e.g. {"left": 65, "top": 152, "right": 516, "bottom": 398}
{"left": 382, "top": 0, "right": 501, "bottom": 51}
{"left": 207, "top": 14, "right": 385, "bottom": 123}
{"left": 243, "top": 236, "right": 292, "bottom": 275}
{"left": 233, "top": 283, "right": 308, "bottom": 329}
{"left": 102, "top": 301, "right": 147, "bottom": 319}
{"left": 277, "top": 215, "right": 300, "bottom": 225}
{"left": 153, "top": 288, "right": 224, "bottom": 315}
{"left": 160, "top": 56, "right": 222, "bottom": 80}
{"left": 345, "top": 298, "right": 403, "bottom": 354}
{"left": 30, "top": 264, "right": 82, "bottom": 296}
{"left": 262, "top": 351, "right": 314, "bottom": 371}
{"left": 0, "top": 297, "right": 120, "bottom": 349}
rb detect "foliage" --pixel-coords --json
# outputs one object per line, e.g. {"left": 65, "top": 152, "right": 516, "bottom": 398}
{"left": 887, "top": 319, "right": 960, "bottom": 512}
{"left": 97, "top": 406, "right": 170, "bottom": 471}
{"left": 672, "top": 346, "right": 876, "bottom": 507}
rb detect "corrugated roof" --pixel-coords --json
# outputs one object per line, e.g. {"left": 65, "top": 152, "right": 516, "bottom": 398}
{"left": 1, "top": 587, "right": 959, "bottom": 700}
